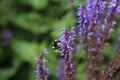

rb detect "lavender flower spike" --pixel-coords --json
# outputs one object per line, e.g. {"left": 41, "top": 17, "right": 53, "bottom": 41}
{"left": 101, "top": 35, "right": 120, "bottom": 80}
{"left": 58, "top": 27, "right": 76, "bottom": 80}
{"left": 35, "top": 48, "right": 49, "bottom": 80}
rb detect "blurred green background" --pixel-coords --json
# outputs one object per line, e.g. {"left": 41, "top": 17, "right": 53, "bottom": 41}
{"left": 0, "top": 0, "right": 120, "bottom": 80}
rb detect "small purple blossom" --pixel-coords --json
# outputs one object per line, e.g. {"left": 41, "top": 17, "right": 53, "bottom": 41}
{"left": 111, "top": 21, "right": 117, "bottom": 26}
{"left": 87, "top": 32, "right": 93, "bottom": 40}
{"left": 116, "top": 6, "right": 120, "bottom": 13}
{"left": 109, "top": 0, "right": 117, "bottom": 8}
{"left": 43, "top": 48, "right": 48, "bottom": 54}
{"left": 109, "top": 28, "right": 114, "bottom": 33}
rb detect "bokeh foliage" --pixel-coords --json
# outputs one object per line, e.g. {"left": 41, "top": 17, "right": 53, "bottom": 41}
{"left": 0, "top": 0, "right": 120, "bottom": 80}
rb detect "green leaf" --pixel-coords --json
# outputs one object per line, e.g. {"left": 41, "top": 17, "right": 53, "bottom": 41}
{"left": 20, "top": 0, "right": 48, "bottom": 10}
{"left": 46, "top": 49, "right": 58, "bottom": 76}
{"left": 76, "top": 64, "right": 86, "bottom": 80}
{"left": 11, "top": 12, "right": 50, "bottom": 34}
{"left": 75, "top": 0, "right": 85, "bottom": 6}
{"left": 0, "top": 56, "right": 22, "bottom": 80}
{"left": 11, "top": 39, "right": 38, "bottom": 65}
{"left": 51, "top": 13, "right": 76, "bottom": 38}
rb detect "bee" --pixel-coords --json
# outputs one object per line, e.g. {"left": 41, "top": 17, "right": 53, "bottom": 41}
{"left": 52, "top": 40, "right": 77, "bottom": 54}
{"left": 52, "top": 40, "right": 61, "bottom": 53}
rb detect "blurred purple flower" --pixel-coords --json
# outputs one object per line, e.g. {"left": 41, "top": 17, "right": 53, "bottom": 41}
{"left": 116, "top": 6, "right": 120, "bottom": 13}
{"left": 115, "top": 35, "right": 120, "bottom": 52}
{"left": 56, "top": 58, "right": 66, "bottom": 80}
{"left": 44, "top": 48, "right": 48, "bottom": 54}
{"left": 1, "top": 30, "right": 12, "bottom": 46}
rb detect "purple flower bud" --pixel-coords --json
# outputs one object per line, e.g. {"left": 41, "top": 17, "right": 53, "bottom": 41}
{"left": 101, "top": 25, "right": 106, "bottom": 32}
{"left": 35, "top": 58, "right": 39, "bottom": 63}
{"left": 109, "top": 0, "right": 117, "bottom": 8}
{"left": 44, "top": 48, "right": 48, "bottom": 54}
{"left": 97, "top": 37, "right": 101, "bottom": 44}
{"left": 112, "top": 21, "right": 117, "bottom": 26}
{"left": 116, "top": 6, "right": 120, "bottom": 13}
{"left": 70, "top": 63, "right": 75, "bottom": 69}
{"left": 87, "top": 32, "right": 93, "bottom": 40}
{"left": 78, "top": 4, "right": 82, "bottom": 16}
{"left": 59, "top": 28, "right": 66, "bottom": 43}
{"left": 43, "top": 59, "right": 47, "bottom": 64}
{"left": 109, "top": 28, "right": 114, "bottom": 33}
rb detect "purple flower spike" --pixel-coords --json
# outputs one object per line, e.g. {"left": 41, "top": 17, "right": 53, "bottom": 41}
{"left": 102, "top": 35, "right": 120, "bottom": 80}
{"left": 59, "top": 27, "right": 76, "bottom": 56}
{"left": 35, "top": 48, "right": 49, "bottom": 80}
{"left": 58, "top": 27, "right": 76, "bottom": 80}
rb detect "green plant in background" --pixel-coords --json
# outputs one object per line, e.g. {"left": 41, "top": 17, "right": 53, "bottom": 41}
{"left": 0, "top": 0, "right": 120, "bottom": 80}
